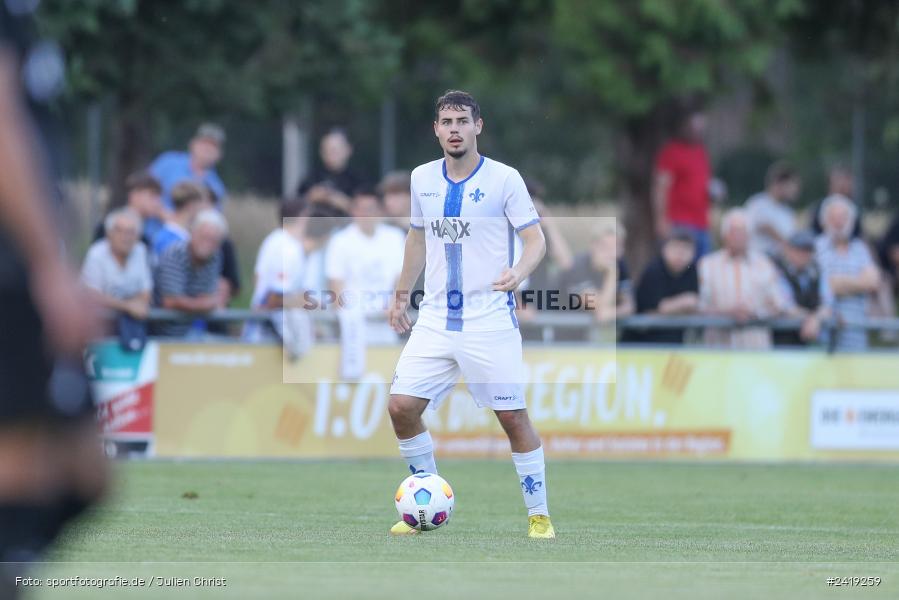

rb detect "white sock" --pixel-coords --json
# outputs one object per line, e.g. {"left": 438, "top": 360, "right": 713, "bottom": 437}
{"left": 398, "top": 431, "right": 438, "bottom": 476}
{"left": 512, "top": 445, "right": 548, "bottom": 517}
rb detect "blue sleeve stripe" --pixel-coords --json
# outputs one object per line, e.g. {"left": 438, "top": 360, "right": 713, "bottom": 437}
{"left": 514, "top": 218, "right": 541, "bottom": 232}
{"left": 410, "top": 222, "right": 424, "bottom": 230}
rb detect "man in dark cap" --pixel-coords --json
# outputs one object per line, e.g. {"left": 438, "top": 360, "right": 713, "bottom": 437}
{"left": 771, "top": 230, "right": 832, "bottom": 347}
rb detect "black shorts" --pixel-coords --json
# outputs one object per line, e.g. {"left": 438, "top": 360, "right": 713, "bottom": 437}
{"left": 0, "top": 292, "right": 94, "bottom": 425}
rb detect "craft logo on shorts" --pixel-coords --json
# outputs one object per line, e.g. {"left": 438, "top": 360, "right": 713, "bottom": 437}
{"left": 493, "top": 394, "right": 518, "bottom": 402}
{"left": 430, "top": 218, "right": 471, "bottom": 242}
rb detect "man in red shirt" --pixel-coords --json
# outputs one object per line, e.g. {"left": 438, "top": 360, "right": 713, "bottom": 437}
{"left": 653, "top": 108, "right": 713, "bottom": 256}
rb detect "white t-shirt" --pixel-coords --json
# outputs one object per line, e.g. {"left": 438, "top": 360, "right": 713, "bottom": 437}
{"left": 325, "top": 222, "right": 405, "bottom": 313}
{"left": 81, "top": 239, "right": 153, "bottom": 299}
{"left": 410, "top": 156, "right": 539, "bottom": 332}
{"left": 251, "top": 228, "right": 306, "bottom": 308}
{"left": 745, "top": 191, "right": 796, "bottom": 257}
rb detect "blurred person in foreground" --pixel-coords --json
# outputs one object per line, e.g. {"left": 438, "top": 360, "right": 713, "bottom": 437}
{"left": 386, "top": 90, "right": 552, "bottom": 538}
{"left": 150, "top": 122, "right": 227, "bottom": 212}
{"left": 698, "top": 209, "right": 786, "bottom": 349}
{"left": 560, "top": 221, "right": 634, "bottom": 326}
{"left": 154, "top": 209, "right": 228, "bottom": 338}
{"left": 745, "top": 160, "right": 801, "bottom": 258}
{"left": 624, "top": 229, "right": 699, "bottom": 345}
{"left": 653, "top": 106, "right": 717, "bottom": 256}
{"left": 770, "top": 230, "right": 832, "bottom": 348}
{"left": 92, "top": 171, "right": 163, "bottom": 245}
{"left": 298, "top": 127, "right": 363, "bottom": 214}
{"left": 0, "top": 5, "right": 107, "bottom": 594}
{"left": 815, "top": 195, "right": 879, "bottom": 351}
{"left": 244, "top": 199, "right": 338, "bottom": 354}
{"left": 81, "top": 208, "right": 153, "bottom": 350}
{"left": 326, "top": 186, "right": 406, "bottom": 378}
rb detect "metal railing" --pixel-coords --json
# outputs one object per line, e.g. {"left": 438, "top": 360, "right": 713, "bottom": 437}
{"left": 138, "top": 308, "right": 899, "bottom": 352}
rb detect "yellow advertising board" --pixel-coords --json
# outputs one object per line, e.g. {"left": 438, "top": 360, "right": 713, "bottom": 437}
{"left": 153, "top": 344, "right": 899, "bottom": 461}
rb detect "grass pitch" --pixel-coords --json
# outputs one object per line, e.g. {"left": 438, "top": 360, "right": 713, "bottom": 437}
{"left": 28, "top": 459, "right": 899, "bottom": 599}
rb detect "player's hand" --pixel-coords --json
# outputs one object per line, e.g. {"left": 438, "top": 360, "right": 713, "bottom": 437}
{"left": 31, "top": 262, "right": 101, "bottom": 357}
{"left": 388, "top": 291, "right": 412, "bottom": 334}
{"left": 492, "top": 267, "right": 523, "bottom": 292}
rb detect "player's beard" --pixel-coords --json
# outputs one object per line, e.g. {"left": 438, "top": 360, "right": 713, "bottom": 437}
{"left": 446, "top": 147, "right": 467, "bottom": 159}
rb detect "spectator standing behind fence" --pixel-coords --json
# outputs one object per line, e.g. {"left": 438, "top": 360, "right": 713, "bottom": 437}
{"left": 624, "top": 229, "right": 698, "bottom": 345}
{"left": 561, "top": 222, "right": 634, "bottom": 324}
{"left": 81, "top": 208, "right": 152, "bottom": 347}
{"left": 244, "top": 199, "right": 337, "bottom": 346}
{"left": 326, "top": 187, "right": 405, "bottom": 378}
{"left": 154, "top": 209, "right": 227, "bottom": 337}
{"left": 150, "top": 123, "right": 227, "bottom": 212}
{"left": 770, "top": 230, "right": 832, "bottom": 347}
{"left": 516, "top": 179, "right": 574, "bottom": 332}
{"left": 815, "top": 195, "right": 879, "bottom": 351}
{"left": 878, "top": 211, "right": 899, "bottom": 298}
{"left": 379, "top": 170, "right": 412, "bottom": 232}
{"left": 298, "top": 128, "right": 363, "bottom": 215}
{"left": 811, "top": 164, "right": 863, "bottom": 238}
{"left": 745, "top": 161, "right": 801, "bottom": 258}
{"left": 653, "top": 107, "right": 715, "bottom": 256}
{"left": 93, "top": 171, "right": 163, "bottom": 246}
{"left": 698, "top": 209, "right": 786, "bottom": 349}
{"left": 151, "top": 181, "right": 208, "bottom": 258}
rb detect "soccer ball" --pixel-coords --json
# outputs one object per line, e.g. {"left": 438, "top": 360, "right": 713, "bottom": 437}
{"left": 394, "top": 472, "right": 454, "bottom": 531}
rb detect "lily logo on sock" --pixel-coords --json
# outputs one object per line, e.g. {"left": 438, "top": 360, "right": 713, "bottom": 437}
{"left": 522, "top": 475, "right": 543, "bottom": 496}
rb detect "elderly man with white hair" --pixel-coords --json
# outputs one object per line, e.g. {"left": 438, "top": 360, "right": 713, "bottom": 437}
{"left": 815, "top": 194, "right": 879, "bottom": 351}
{"left": 81, "top": 207, "right": 153, "bottom": 322}
{"left": 698, "top": 208, "right": 787, "bottom": 349}
{"left": 154, "top": 208, "right": 228, "bottom": 337}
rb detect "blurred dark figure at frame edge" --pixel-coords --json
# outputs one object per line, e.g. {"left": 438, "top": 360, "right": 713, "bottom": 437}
{"left": 0, "top": 2, "right": 108, "bottom": 596}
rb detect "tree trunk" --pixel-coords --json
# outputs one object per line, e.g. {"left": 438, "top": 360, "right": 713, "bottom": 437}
{"left": 618, "top": 106, "right": 674, "bottom": 276}
{"left": 106, "top": 100, "right": 153, "bottom": 209}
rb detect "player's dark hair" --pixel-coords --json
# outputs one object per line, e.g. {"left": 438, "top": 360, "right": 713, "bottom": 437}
{"left": 435, "top": 90, "right": 480, "bottom": 122}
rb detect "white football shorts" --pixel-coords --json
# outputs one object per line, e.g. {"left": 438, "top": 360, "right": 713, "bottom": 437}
{"left": 390, "top": 324, "right": 526, "bottom": 411}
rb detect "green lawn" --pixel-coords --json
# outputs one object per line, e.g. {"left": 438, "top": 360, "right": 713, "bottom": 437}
{"left": 26, "top": 460, "right": 899, "bottom": 599}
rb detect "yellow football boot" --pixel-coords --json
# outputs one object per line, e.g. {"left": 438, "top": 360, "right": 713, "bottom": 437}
{"left": 389, "top": 520, "right": 420, "bottom": 536}
{"left": 528, "top": 515, "right": 555, "bottom": 539}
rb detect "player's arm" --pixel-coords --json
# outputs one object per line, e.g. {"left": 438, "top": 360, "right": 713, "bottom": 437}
{"left": 493, "top": 224, "right": 545, "bottom": 292}
{"left": 0, "top": 49, "right": 97, "bottom": 354}
{"left": 388, "top": 227, "right": 426, "bottom": 333}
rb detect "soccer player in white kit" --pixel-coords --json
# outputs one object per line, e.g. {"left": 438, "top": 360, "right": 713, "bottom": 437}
{"left": 387, "top": 91, "right": 554, "bottom": 538}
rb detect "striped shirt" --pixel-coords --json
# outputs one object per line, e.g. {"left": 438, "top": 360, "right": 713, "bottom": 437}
{"left": 815, "top": 236, "right": 873, "bottom": 351}
{"left": 155, "top": 240, "right": 221, "bottom": 336}
{"left": 698, "top": 249, "right": 786, "bottom": 349}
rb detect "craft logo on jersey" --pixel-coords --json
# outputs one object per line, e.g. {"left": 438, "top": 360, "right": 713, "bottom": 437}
{"left": 469, "top": 188, "right": 485, "bottom": 203}
{"left": 430, "top": 217, "right": 471, "bottom": 242}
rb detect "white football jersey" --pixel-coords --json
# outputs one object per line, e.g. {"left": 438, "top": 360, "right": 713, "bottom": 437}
{"left": 410, "top": 156, "right": 540, "bottom": 332}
